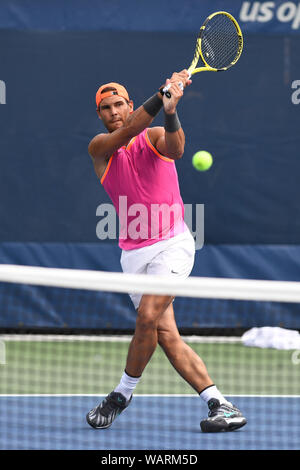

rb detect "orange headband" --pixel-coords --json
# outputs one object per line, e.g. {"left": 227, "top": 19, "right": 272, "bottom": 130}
{"left": 96, "top": 82, "right": 130, "bottom": 109}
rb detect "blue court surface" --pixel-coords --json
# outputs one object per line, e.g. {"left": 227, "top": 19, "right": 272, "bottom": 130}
{"left": 0, "top": 395, "right": 299, "bottom": 450}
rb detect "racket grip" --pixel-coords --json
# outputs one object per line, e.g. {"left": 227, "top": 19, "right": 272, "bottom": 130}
{"left": 162, "top": 74, "right": 191, "bottom": 99}
{"left": 162, "top": 81, "right": 184, "bottom": 99}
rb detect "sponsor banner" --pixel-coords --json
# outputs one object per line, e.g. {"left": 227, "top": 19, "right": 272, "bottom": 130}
{"left": 240, "top": 1, "right": 300, "bottom": 32}
{"left": 0, "top": 1, "right": 300, "bottom": 33}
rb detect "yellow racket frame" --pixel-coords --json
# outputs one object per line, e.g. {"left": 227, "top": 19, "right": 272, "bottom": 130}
{"left": 188, "top": 11, "right": 243, "bottom": 76}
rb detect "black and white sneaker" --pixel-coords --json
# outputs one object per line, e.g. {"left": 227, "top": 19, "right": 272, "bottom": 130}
{"left": 200, "top": 398, "right": 247, "bottom": 432}
{"left": 86, "top": 392, "right": 132, "bottom": 429}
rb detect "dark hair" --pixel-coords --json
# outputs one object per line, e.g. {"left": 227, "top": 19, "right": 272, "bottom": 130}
{"left": 98, "top": 87, "right": 129, "bottom": 111}
{"left": 100, "top": 86, "right": 118, "bottom": 94}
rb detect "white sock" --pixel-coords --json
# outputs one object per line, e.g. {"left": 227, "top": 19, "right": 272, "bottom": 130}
{"left": 199, "top": 385, "right": 230, "bottom": 406}
{"left": 114, "top": 371, "right": 141, "bottom": 402}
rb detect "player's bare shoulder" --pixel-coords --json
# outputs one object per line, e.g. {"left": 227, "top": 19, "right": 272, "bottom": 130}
{"left": 88, "top": 133, "right": 108, "bottom": 159}
{"left": 88, "top": 133, "right": 111, "bottom": 180}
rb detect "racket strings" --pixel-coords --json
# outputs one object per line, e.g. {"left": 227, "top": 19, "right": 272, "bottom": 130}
{"left": 201, "top": 14, "right": 241, "bottom": 69}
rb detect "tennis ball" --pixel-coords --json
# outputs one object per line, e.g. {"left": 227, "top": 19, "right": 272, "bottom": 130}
{"left": 192, "top": 151, "right": 213, "bottom": 171}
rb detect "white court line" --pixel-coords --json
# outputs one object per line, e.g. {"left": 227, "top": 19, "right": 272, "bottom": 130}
{"left": 0, "top": 334, "right": 242, "bottom": 343}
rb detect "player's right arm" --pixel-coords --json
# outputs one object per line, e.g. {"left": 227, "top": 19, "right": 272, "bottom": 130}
{"left": 88, "top": 95, "right": 163, "bottom": 162}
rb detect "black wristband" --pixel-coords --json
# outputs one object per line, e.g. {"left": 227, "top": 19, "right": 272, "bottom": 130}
{"left": 164, "top": 110, "right": 181, "bottom": 133}
{"left": 143, "top": 93, "right": 163, "bottom": 117}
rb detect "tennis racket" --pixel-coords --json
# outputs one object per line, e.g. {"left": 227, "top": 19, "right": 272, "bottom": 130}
{"left": 163, "top": 11, "right": 243, "bottom": 98}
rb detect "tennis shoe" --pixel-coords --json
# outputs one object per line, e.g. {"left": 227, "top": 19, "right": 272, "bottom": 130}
{"left": 86, "top": 392, "right": 132, "bottom": 429}
{"left": 200, "top": 398, "right": 247, "bottom": 432}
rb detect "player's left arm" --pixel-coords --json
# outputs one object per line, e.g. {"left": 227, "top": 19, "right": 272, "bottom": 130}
{"left": 148, "top": 73, "right": 190, "bottom": 160}
{"left": 148, "top": 125, "right": 185, "bottom": 160}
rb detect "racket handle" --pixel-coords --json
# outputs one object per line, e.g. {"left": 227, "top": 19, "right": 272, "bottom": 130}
{"left": 162, "top": 81, "right": 184, "bottom": 99}
{"left": 162, "top": 74, "right": 191, "bottom": 99}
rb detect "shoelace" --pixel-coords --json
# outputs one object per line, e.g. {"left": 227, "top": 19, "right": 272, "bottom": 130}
{"left": 209, "top": 403, "right": 234, "bottom": 417}
{"left": 101, "top": 396, "right": 123, "bottom": 417}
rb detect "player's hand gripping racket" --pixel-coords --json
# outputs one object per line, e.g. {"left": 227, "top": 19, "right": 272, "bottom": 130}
{"left": 162, "top": 11, "right": 243, "bottom": 98}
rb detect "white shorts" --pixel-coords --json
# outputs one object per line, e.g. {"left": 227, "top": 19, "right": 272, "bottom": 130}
{"left": 120, "top": 228, "right": 195, "bottom": 309}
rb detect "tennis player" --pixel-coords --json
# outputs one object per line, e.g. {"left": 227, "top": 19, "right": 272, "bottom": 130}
{"left": 86, "top": 71, "right": 246, "bottom": 433}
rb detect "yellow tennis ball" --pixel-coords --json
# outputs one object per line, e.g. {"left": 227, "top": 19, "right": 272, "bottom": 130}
{"left": 192, "top": 151, "right": 213, "bottom": 171}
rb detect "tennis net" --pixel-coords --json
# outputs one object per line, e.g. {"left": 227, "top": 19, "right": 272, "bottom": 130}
{"left": 0, "top": 264, "right": 299, "bottom": 451}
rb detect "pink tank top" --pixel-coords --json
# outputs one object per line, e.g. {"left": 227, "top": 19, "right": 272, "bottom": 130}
{"left": 101, "top": 128, "right": 185, "bottom": 250}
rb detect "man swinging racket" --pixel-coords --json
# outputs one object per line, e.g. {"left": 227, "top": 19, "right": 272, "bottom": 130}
{"left": 86, "top": 70, "right": 247, "bottom": 433}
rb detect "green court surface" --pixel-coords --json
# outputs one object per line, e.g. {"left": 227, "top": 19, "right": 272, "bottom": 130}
{"left": 0, "top": 336, "right": 299, "bottom": 396}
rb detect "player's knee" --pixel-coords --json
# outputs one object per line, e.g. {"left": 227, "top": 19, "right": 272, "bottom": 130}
{"left": 136, "top": 307, "right": 158, "bottom": 331}
{"left": 136, "top": 296, "right": 174, "bottom": 331}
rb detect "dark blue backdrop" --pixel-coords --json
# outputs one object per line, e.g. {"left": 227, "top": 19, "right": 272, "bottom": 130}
{"left": 1, "top": 31, "right": 299, "bottom": 244}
